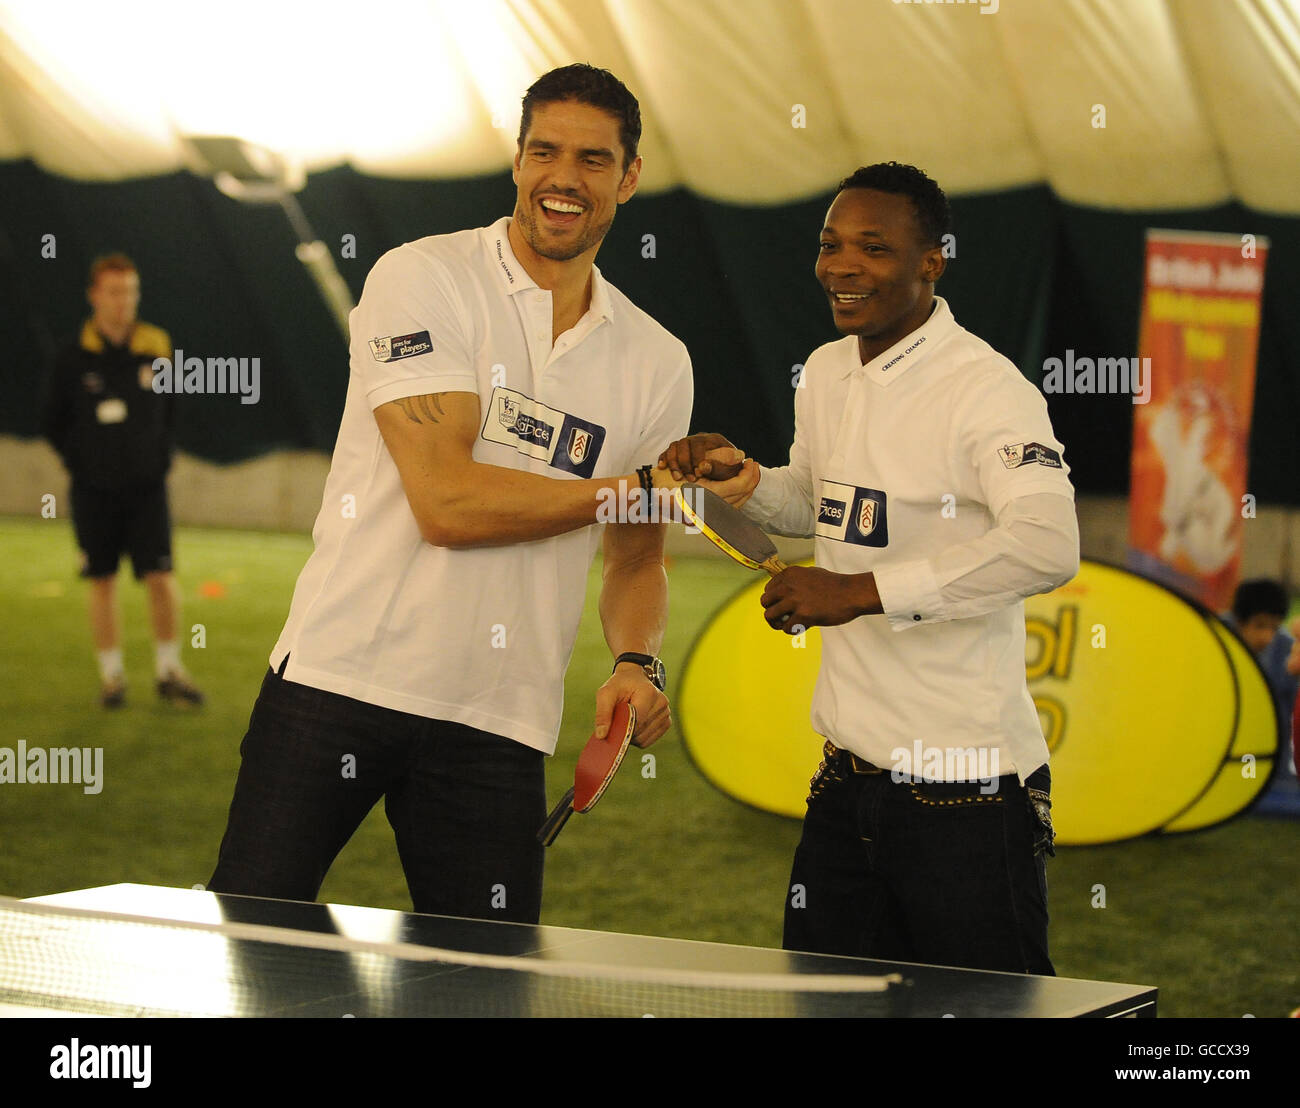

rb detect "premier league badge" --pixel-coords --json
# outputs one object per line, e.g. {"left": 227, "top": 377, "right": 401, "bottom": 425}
{"left": 998, "top": 443, "right": 1025, "bottom": 468}
{"left": 499, "top": 396, "right": 519, "bottom": 428}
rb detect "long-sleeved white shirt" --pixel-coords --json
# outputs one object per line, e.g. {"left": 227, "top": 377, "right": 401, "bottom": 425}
{"left": 743, "top": 297, "right": 1079, "bottom": 782}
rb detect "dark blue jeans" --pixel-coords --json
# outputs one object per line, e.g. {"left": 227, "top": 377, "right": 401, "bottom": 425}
{"left": 209, "top": 663, "right": 546, "bottom": 922}
{"left": 783, "top": 747, "right": 1055, "bottom": 975}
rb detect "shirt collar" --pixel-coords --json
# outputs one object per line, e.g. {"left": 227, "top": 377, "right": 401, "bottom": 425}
{"left": 79, "top": 320, "right": 106, "bottom": 352}
{"left": 843, "top": 296, "right": 955, "bottom": 384}
{"left": 486, "top": 217, "right": 537, "bottom": 294}
{"left": 80, "top": 319, "right": 133, "bottom": 354}
{"left": 484, "top": 216, "right": 614, "bottom": 324}
{"left": 587, "top": 265, "right": 613, "bottom": 324}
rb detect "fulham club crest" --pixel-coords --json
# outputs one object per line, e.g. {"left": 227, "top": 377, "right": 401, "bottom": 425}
{"left": 567, "top": 427, "right": 592, "bottom": 464}
{"left": 858, "top": 498, "right": 877, "bottom": 536}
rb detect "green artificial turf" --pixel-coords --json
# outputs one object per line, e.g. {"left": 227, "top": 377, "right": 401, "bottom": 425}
{"left": 1, "top": 515, "right": 1296, "bottom": 1016}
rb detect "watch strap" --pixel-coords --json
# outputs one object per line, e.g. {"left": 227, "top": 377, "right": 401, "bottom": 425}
{"left": 613, "top": 652, "right": 665, "bottom": 691}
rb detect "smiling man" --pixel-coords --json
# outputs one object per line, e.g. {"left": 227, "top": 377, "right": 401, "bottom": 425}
{"left": 660, "top": 163, "right": 1079, "bottom": 974}
{"left": 209, "top": 65, "right": 691, "bottom": 922}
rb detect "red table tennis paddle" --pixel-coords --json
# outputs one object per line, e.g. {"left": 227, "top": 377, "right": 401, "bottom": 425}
{"left": 537, "top": 700, "right": 637, "bottom": 846}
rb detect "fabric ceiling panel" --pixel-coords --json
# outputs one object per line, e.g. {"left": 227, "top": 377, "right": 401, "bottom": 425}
{"left": 509, "top": 0, "right": 685, "bottom": 190}
{"left": 604, "top": 0, "right": 855, "bottom": 203}
{"left": 1171, "top": 0, "right": 1300, "bottom": 215}
{"left": 806, "top": 0, "right": 1043, "bottom": 196}
{"left": 310, "top": 3, "right": 505, "bottom": 178}
{"left": 0, "top": 0, "right": 1296, "bottom": 213}
{"left": 0, "top": 9, "right": 178, "bottom": 177}
{"left": 994, "top": 0, "right": 1231, "bottom": 209}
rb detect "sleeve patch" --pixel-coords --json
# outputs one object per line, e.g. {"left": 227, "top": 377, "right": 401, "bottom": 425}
{"left": 997, "top": 442, "right": 1062, "bottom": 469}
{"left": 369, "top": 331, "right": 433, "bottom": 362}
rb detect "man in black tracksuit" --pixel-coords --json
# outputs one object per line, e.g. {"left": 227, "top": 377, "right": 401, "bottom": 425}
{"left": 43, "top": 253, "right": 203, "bottom": 708}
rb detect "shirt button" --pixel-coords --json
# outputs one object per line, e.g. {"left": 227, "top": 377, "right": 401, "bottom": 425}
{"left": 913, "top": 614, "right": 921, "bottom": 621}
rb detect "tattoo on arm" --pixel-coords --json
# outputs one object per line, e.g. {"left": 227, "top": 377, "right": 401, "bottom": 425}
{"left": 396, "top": 394, "right": 446, "bottom": 425}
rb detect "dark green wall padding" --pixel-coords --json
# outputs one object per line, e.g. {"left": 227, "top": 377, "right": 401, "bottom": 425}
{"left": 2, "top": 160, "right": 1295, "bottom": 504}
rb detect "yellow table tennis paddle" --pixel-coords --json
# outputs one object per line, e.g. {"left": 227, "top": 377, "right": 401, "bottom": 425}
{"left": 673, "top": 483, "right": 787, "bottom": 576}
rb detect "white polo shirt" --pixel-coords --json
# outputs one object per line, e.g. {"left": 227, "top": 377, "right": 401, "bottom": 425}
{"left": 270, "top": 217, "right": 693, "bottom": 753}
{"left": 744, "top": 297, "right": 1077, "bottom": 782}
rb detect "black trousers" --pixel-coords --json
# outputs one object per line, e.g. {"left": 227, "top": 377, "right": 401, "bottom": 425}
{"left": 209, "top": 664, "right": 546, "bottom": 922}
{"left": 784, "top": 750, "right": 1055, "bottom": 975}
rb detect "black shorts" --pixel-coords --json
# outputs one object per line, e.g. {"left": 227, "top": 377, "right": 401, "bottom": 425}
{"left": 70, "top": 481, "right": 173, "bottom": 580}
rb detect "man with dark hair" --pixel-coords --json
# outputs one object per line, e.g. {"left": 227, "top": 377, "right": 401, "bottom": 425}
{"left": 43, "top": 254, "right": 204, "bottom": 708}
{"left": 519, "top": 62, "right": 641, "bottom": 172}
{"left": 835, "top": 162, "right": 952, "bottom": 247}
{"left": 659, "top": 162, "right": 1078, "bottom": 974}
{"left": 1225, "top": 578, "right": 1297, "bottom": 775}
{"left": 209, "top": 64, "right": 691, "bottom": 922}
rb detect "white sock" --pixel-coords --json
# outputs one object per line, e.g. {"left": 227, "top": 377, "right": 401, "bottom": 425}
{"left": 156, "top": 640, "right": 182, "bottom": 679}
{"left": 97, "top": 648, "right": 124, "bottom": 684}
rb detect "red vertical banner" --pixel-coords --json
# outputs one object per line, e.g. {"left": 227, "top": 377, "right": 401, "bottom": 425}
{"left": 1128, "top": 230, "right": 1269, "bottom": 611}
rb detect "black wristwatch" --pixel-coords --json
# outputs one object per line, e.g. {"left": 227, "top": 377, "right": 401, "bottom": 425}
{"left": 613, "top": 652, "right": 666, "bottom": 692}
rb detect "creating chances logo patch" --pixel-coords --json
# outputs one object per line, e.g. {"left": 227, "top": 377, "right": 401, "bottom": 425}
{"left": 815, "top": 479, "right": 888, "bottom": 547}
{"left": 997, "top": 441, "right": 1063, "bottom": 469}
{"left": 368, "top": 330, "right": 433, "bottom": 363}
{"left": 481, "top": 386, "right": 606, "bottom": 478}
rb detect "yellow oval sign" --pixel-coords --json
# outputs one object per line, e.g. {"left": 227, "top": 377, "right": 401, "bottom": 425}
{"left": 679, "top": 560, "right": 1279, "bottom": 844}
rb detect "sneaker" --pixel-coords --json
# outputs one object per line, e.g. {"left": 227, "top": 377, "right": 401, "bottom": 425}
{"left": 157, "top": 671, "right": 205, "bottom": 707}
{"left": 100, "top": 677, "right": 126, "bottom": 709}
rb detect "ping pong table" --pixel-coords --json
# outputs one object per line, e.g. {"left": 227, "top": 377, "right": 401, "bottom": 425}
{"left": 4, "top": 884, "right": 1156, "bottom": 1018}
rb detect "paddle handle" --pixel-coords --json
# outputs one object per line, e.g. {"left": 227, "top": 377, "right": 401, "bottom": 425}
{"left": 761, "top": 555, "right": 787, "bottom": 577}
{"left": 537, "top": 787, "right": 576, "bottom": 846}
